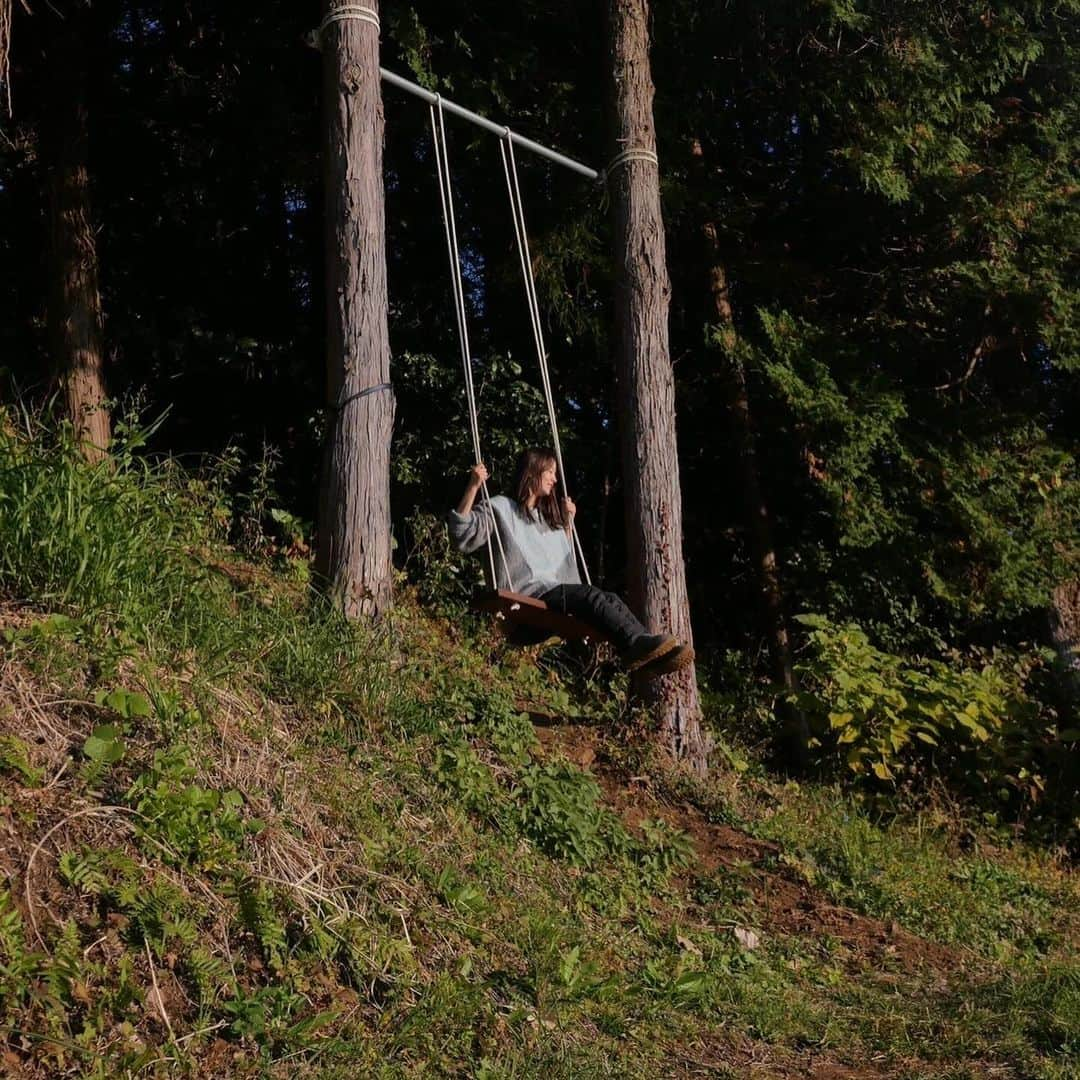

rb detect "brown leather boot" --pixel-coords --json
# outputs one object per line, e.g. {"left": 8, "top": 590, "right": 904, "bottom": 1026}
{"left": 622, "top": 632, "right": 678, "bottom": 672}
{"left": 638, "top": 642, "right": 695, "bottom": 679}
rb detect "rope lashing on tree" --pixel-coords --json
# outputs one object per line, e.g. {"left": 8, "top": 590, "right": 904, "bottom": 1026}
{"left": 307, "top": 5, "right": 380, "bottom": 49}
{"left": 429, "top": 95, "right": 514, "bottom": 593}
{"left": 498, "top": 129, "right": 592, "bottom": 585}
{"left": 330, "top": 381, "right": 394, "bottom": 414}
{"left": 603, "top": 147, "right": 659, "bottom": 184}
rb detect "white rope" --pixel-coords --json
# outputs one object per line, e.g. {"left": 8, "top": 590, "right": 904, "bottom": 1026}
{"left": 429, "top": 99, "right": 514, "bottom": 592}
{"left": 499, "top": 132, "right": 592, "bottom": 585}
{"left": 311, "top": 5, "right": 380, "bottom": 47}
{"left": 603, "top": 146, "right": 658, "bottom": 182}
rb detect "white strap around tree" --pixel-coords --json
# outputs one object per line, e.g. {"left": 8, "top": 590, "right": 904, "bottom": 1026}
{"left": 429, "top": 99, "right": 514, "bottom": 592}
{"left": 499, "top": 133, "right": 592, "bottom": 585}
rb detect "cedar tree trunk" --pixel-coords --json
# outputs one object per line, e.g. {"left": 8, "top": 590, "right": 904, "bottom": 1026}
{"left": 316, "top": 0, "right": 395, "bottom": 618}
{"left": 1050, "top": 581, "right": 1080, "bottom": 709}
{"left": 608, "top": 0, "right": 708, "bottom": 774}
{"left": 44, "top": 7, "right": 110, "bottom": 463}
{"left": 703, "top": 231, "right": 809, "bottom": 768}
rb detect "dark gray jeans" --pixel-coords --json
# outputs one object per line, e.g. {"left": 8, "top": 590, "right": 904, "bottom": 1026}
{"left": 539, "top": 584, "right": 647, "bottom": 652}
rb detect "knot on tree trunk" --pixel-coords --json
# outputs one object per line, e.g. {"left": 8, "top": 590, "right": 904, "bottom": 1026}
{"left": 344, "top": 63, "right": 364, "bottom": 95}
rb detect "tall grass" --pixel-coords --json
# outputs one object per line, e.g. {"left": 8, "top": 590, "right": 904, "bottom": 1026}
{"left": 0, "top": 415, "right": 208, "bottom": 623}
{"left": 0, "top": 410, "right": 388, "bottom": 719}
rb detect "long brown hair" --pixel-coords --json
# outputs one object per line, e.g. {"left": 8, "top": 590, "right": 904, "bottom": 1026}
{"left": 514, "top": 447, "right": 563, "bottom": 530}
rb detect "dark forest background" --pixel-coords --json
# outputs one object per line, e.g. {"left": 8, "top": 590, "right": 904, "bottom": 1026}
{"left": 2, "top": 1, "right": 1078, "bottom": 818}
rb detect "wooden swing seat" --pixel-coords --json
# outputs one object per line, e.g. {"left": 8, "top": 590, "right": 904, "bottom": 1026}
{"left": 472, "top": 589, "right": 612, "bottom": 645}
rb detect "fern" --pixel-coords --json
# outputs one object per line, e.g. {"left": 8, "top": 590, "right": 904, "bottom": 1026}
{"left": 183, "top": 946, "right": 231, "bottom": 1009}
{"left": 0, "top": 735, "right": 44, "bottom": 786}
{"left": 125, "top": 879, "right": 192, "bottom": 954}
{"left": 0, "top": 889, "right": 39, "bottom": 1003}
{"left": 236, "top": 878, "right": 288, "bottom": 973}
{"left": 58, "top": 850, "right": 110, "bottom": 896}
{"left": 44, "top": 921, "right": 83, "bottom": 1006}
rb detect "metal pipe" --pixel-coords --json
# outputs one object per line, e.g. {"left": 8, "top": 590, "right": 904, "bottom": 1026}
{"left": 380, "top": 67, "right": 600, "bottom": 182}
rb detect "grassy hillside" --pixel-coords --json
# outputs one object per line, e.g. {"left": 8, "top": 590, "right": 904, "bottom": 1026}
{"left": 0, "top": 421, "right": 1077, "bottom": 1079}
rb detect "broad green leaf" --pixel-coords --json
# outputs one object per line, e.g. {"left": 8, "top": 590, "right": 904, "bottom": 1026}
{"left": 83, "top": 726, "right": 125, "bottom": 764}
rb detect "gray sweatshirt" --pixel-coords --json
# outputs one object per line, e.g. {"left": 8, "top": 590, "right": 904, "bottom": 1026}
{"left": 447, "top": 495, "right": 581, "bottom": 597}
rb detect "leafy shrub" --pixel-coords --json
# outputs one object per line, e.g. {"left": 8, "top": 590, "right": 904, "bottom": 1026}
{"left": 516, "top": 761, "right": 621, "bottom": 866}
{"left": 434, "top": 741, "right": 498, "bottom": 812}
{"left": 635, "top": 818, "right": 694, "bottom": 883}
{"left": 792, "top": 614, "right": 1052, "bottom": 798}
{"left": 402, "top": 509, "right": 476, "bottom": 615}
{"left": 127, "top": 748, "right": 250, "bottom": 869}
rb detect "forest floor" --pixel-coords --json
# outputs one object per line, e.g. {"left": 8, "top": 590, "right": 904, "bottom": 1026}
{"left": 0, "top": 436, "right": 1077, "bottom": 1078}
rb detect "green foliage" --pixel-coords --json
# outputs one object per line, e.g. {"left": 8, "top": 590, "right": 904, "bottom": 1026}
{"left": 235, "top": 879, "right": 290, "bottom": 974}
{"left": 0, "top": 735, "right": 44, "bottom": 787}
{"left": 635, "top": 818, "right": 695, "bottom": 884}
{"left": 2, "top": 613, "right": 82, "bottom": 647}
{"left": 183, "top": 946, "right": 231, "bottom": 1012}
{"left": 793, "top": 614, "right": 1053, "bottom": 797}
{"left": 403, "top": 509, "right": 476, "bottom": 615}
{"left": 81, "top": 725, "right": 125, "bottom": 766}
{"left": 0, "top": 889, "right": 39, "bottom": 1007}
{"left": 758, "top": 790, "right": 1071, "bottom": 961}
{"left": 515, "top": 761, "right": 622, "bottom": 866}
{"left": 434, "top": 740, "right": 498, "bottom": 812}
{"left": 0, "top": 401, "right": 1076, "bottom": 1077}
{"left": 43, "top": 921, "right": 86, "bottom": 1010}
{"left": 57, "top": 849, "right": 117, "bottom": 897}
{"left": 127, "top": 748, "right": 249, "bottom": 870}
{"left": 758, "top": 311, "right": 1080, "bottom": 638}
{"left": 222, "top": 984, "right": 336, "bottom": 1051}
{"left": 0, "top": 416, "right": 225, "bottom": 629}
{"left": 93, "top": 687, "right": 152, "bottom": 720}
{"left": 435, "top": 866, "right": 488, "bottom": 916}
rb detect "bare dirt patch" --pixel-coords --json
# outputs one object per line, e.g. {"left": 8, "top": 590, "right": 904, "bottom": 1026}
{"left": 534, "top": 719, "right": 966, "bottom": 979}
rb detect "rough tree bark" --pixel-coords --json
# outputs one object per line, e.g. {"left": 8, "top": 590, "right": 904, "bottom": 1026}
{"left": 1050, "top": 581, "right": 1080, "bottom": 710}
{"left": 607, "top": 0, "right": 709, "bottom": 774}
{"left": 315, "top": 0, "right": 395, "bottom": 618}
{"left": 44, "top": 6, "right": 110, "bottom": 463}
{"left": 703, "top": 232, "right": 809, "bottom": 768}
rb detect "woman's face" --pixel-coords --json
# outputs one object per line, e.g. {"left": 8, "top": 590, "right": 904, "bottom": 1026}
{"left": 537, "top": 462, "right": 558, "bottom": 497}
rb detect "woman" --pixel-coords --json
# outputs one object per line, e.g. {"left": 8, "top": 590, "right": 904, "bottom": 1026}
{"left": 448, "top": 448, "right": 693, "bottom": 678}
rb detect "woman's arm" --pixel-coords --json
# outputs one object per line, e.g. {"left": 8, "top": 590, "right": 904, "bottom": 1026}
{"left": 561, "top": 496, "right": 577, "bottom": 537}
{"left": 448, "top": 463, "right": 495, "bottom": 553}
{"left": 456, "top": 462, "right": 489, "bottom": 516}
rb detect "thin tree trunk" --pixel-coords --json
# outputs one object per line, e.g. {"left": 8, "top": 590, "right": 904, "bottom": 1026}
{"left": 703, "top": 228, "right": 809, "bottom": 768}
{"left": 1050, "top": 581, "right": 1080, "bottom": 708}
{"left": 44, "top": 7, "right": 110, "bottom": 463}
{"left": 596, "top": 421, "right": 616, "bottom": 585}
{"left": 315, "top": 0, "right": 394, "bottom": 618}
{"left": 607, "top": 0, "right": 708, "bottom": 774}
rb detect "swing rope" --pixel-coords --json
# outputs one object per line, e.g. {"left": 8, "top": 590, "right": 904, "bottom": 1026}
{"left": 499, "top": 132, "right": 592, "bottom": 584}
{"left": 429, "top": 98, "right": 514, "bottom": 593}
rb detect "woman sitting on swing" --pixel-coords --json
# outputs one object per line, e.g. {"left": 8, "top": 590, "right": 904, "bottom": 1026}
{"left": 448, "top": 447, "right": 694, "bottom": 678}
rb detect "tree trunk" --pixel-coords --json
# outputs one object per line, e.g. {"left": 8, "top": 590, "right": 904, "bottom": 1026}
{"left": 607, "top": 0, "right": 709, "bottom": 774}
{"left": 44, "top": 6, "right": 110, "bottom": 463}
{"left": 1050, "top": 581, "right": 1080, "bottom": 710}
{"left": 315, "top": 0, "right": 394, "bottom": 618}
{"left": 703, "top": 230, "right": 809, "bottom": 769}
